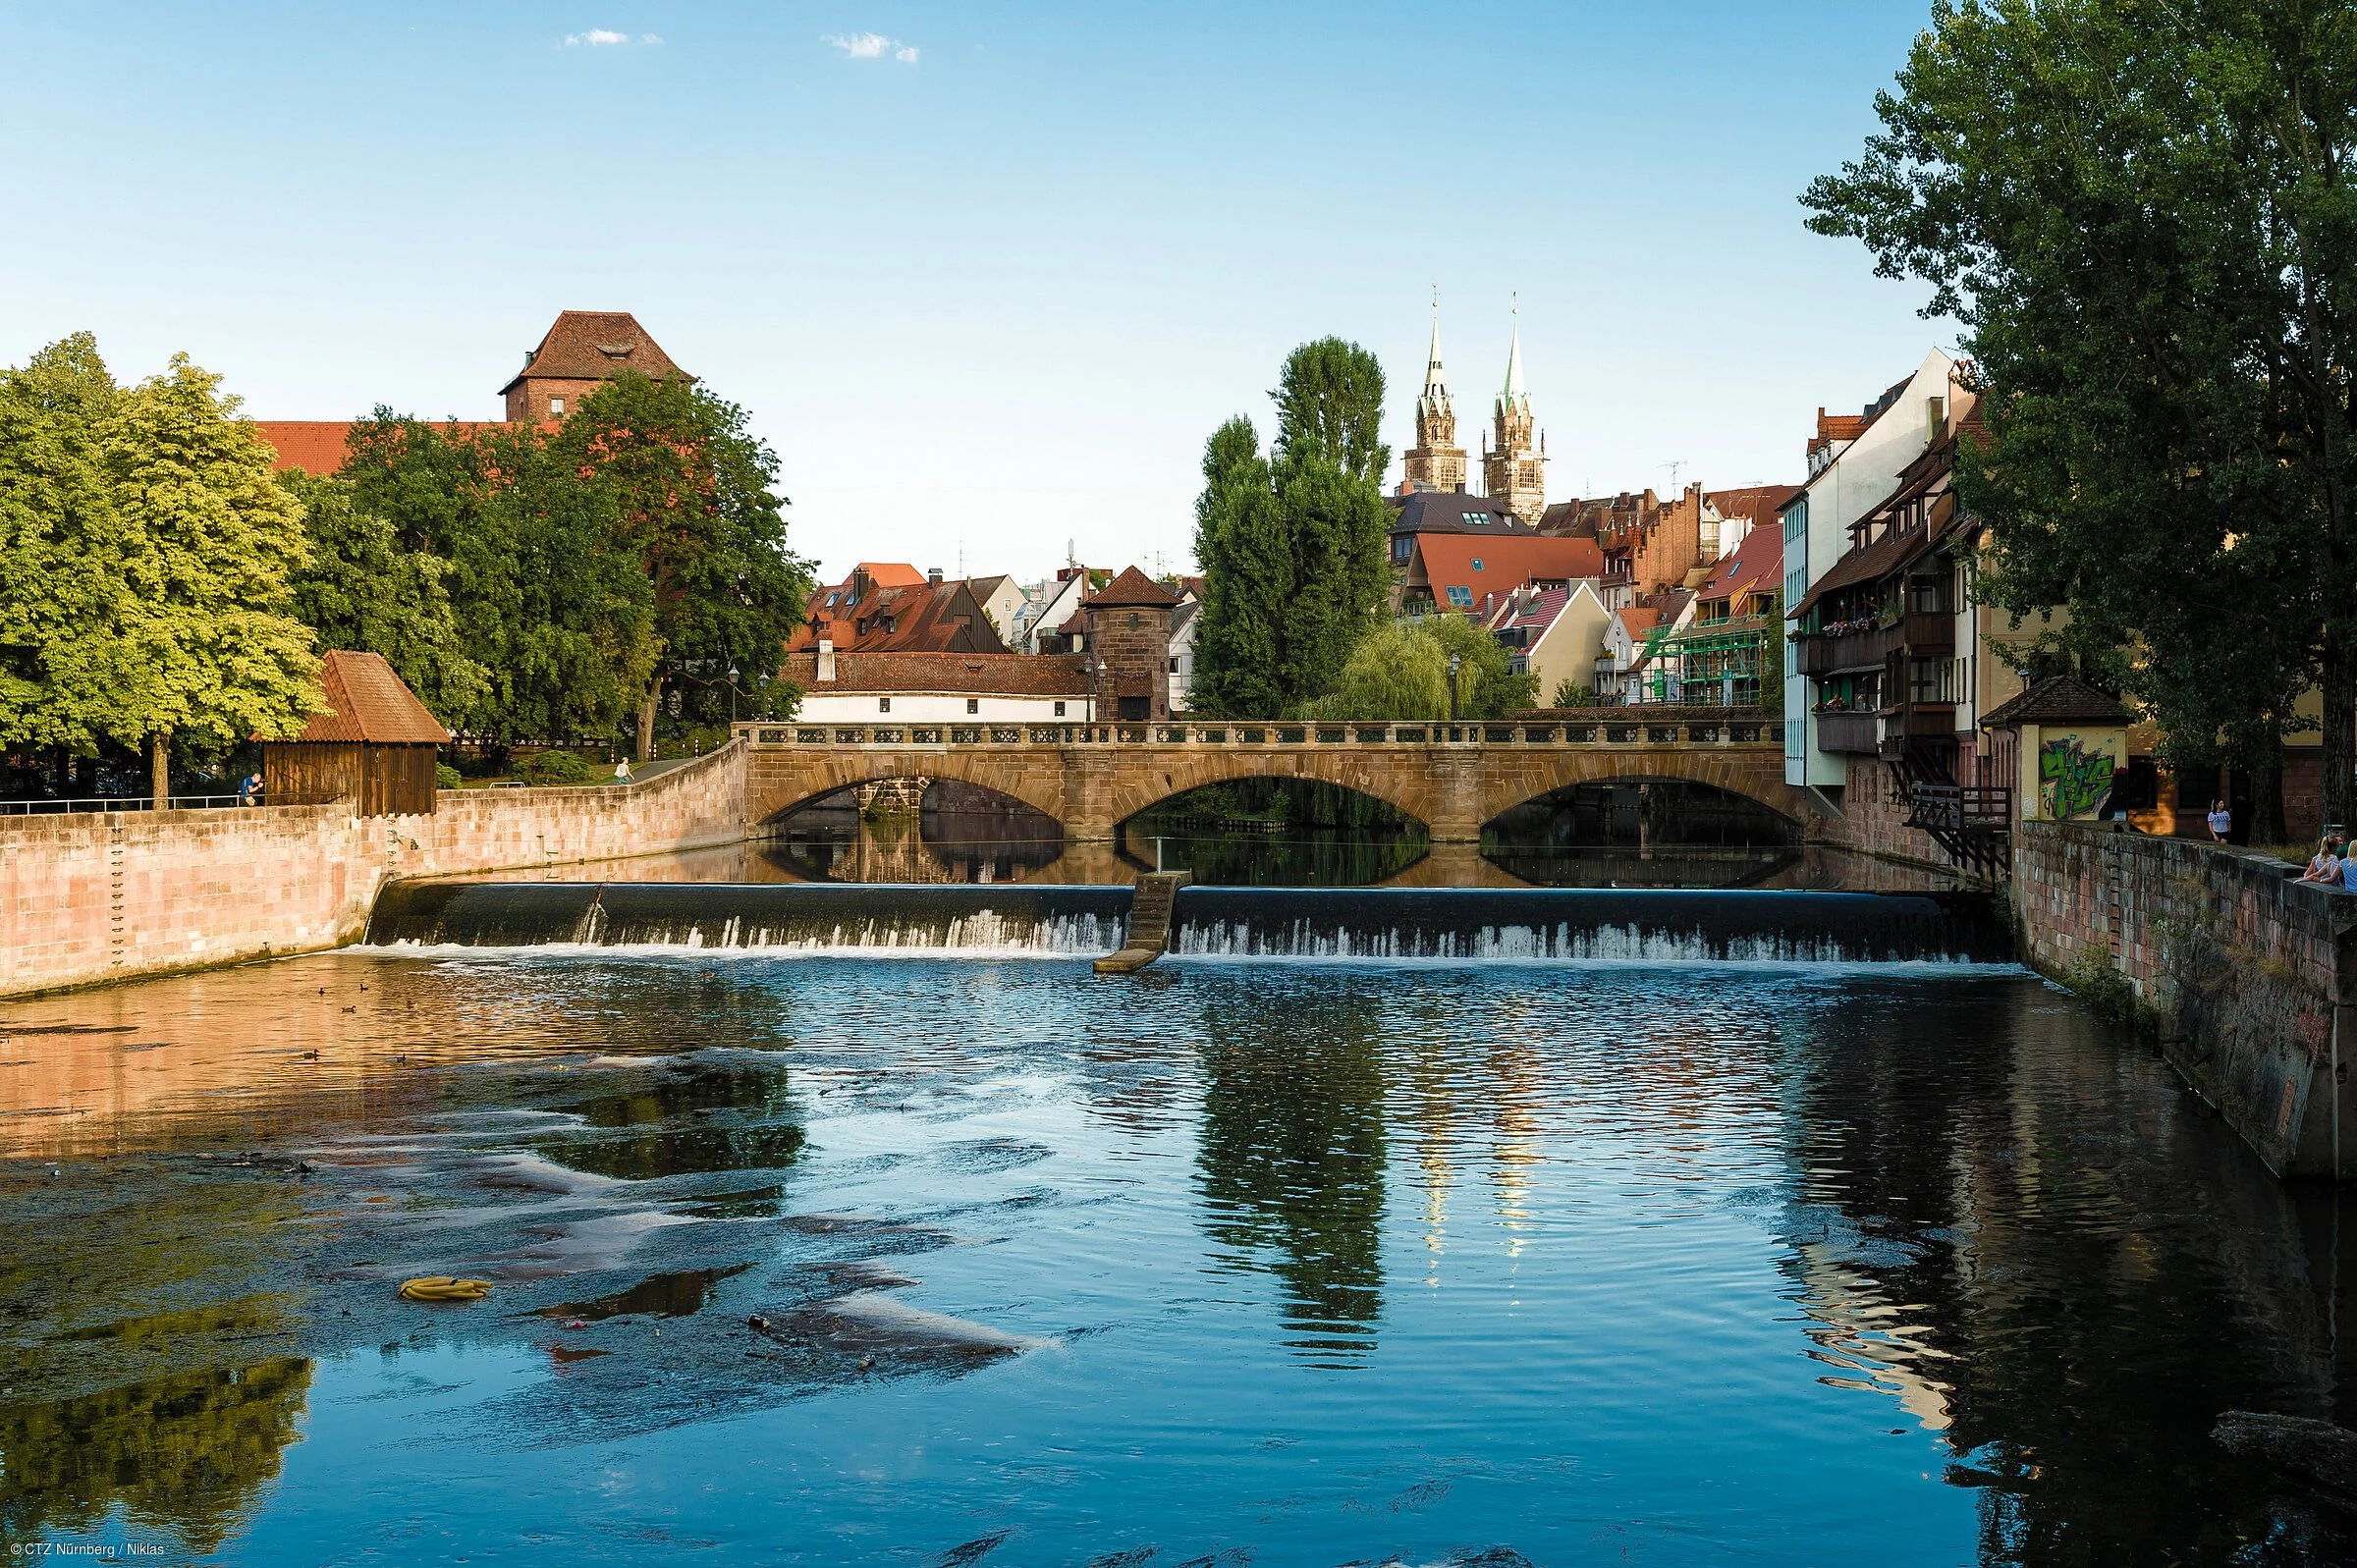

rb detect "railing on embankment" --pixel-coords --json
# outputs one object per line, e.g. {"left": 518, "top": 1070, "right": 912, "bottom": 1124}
{"left": 0, "top": 740, "right": 749, "bottom": 999}
{"left": 2013, "top": 820, "right": 2357, "bottom": 1181}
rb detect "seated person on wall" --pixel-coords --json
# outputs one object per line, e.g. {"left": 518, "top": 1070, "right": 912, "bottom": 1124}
{"left": 2297, "top": 837, "right": 2341, "bottom": 886}
{"left": 2341, "top": 839, "right": 2357, "bottom": 893}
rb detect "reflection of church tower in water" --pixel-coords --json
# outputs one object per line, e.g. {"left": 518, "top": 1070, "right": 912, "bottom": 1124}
{"left": 1481, "top": 302, "right": 1548, "bottom": 524}
{"left": 1400, "top": 298, "right": 1468, "bottom": 494}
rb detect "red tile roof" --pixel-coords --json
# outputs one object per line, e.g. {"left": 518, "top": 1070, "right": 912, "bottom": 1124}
{"left": 1414, "top": 534, "right": 1605, "bottom": 602}
{"left": 1084, "top": 566, "right": 1181, "bottom": 609}
{"left": 786, "top": 651, "right": 1093, "bottom": 696}
{"left": 500, "top": 310, "right": 687, "bottom": 395}
{"left": 1980, "top": 676, "right": 2130, "bottom": 728}
{"left": 249, "top": 419, "right": 522, "bottom": 475}
{"left": 1698, "top": 519, "right": 1784, "bottom": 604}
{"left": 273, "top": 651, "right": 450, "bottom": 744}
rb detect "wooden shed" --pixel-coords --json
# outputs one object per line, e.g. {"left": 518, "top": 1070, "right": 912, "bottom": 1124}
{"left": 262, "top": 651, "right": 450, "bottom": 816}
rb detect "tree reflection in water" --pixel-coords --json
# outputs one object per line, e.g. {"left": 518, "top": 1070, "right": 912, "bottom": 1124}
{"left": 1781, "top": 981, "right": 2349, "bottom": 1562}
{"left": 0, "top": 1356, "right": 311, "bottom": 1553}
{"left": 1192, "top": 983, "right": 1389, "bottom": 1364}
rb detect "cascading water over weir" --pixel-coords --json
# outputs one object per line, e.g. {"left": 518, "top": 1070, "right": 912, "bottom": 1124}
{"left": 365, "top": 882, "right": 2015, "bottom": 965}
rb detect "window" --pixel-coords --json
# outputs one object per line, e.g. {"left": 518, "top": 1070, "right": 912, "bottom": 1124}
{"left": 966, "top": 698, "right": 979, "bottom": 714}
{"left": 1446, "top": 585, "right": 1474, "bottom": 609}
{"left": 1054, "top": 701, "right": 1066, "bottom": 717}
{"left": 1392, "top": 536, "right": 1413, "bottom": 564}
{"left": 549, "top": 397, "right": 565, "bottom": 415}
{"left": 877, "top": 697, "right": 891, "bottom": 714}
{"left": 1461, "top": 511, "right": 1486, "bottom": 526}
{"left": 1168, "top": 658, "right": 1178, "bottom": 672}
{"left": 1128, "top": 612, "right": 1139, "bottom": 628}
{"left": 1470, "top": 557, "right": 1485, "bottom": 571}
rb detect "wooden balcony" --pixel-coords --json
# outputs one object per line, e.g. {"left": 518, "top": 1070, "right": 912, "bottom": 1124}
{"left": 1796, "top": 611, "right": 1955, "bottom": 677}
{"left": 1815, "top": 711, "right": 1882, "bottom": 754}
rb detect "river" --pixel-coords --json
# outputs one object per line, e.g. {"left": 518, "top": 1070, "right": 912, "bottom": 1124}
{"left": 1, "top": 840, "right": 2350, "bottom": 1563}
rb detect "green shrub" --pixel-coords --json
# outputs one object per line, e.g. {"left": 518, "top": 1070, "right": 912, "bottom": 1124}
{"left": 515, "top": 749, "right": 601, "bottom": 786}
{"left": 434, "top": 763, "right": 462, "bottom": 791}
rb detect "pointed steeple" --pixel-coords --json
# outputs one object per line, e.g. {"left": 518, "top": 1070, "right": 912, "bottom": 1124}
{"left": 1485, "top": 297, "right": 1545, "bottom": 524}
{"left": 1403, "top": 290, "right": 1467, "bottom": 494}
{"left": 1501, "top": 298, "right": 1526, "bottom": 406}
{"left": 1414, "top": 292, "right": 1452, "bottom": 419}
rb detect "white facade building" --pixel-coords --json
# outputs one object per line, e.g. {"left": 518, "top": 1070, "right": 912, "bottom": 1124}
{"left": 1781, "top": 350, "right": 1959, "bottom": 788}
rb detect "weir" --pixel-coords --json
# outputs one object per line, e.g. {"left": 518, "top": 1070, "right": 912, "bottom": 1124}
{"left": 364, "top": 881, "right": 2012, "bottom": 965}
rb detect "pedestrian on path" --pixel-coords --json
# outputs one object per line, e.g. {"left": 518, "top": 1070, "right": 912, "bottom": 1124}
{"left": 2207, "top": 799, "right": 2230, "bottom": 842}
{"left": 613, "top": 757, "right": 633, "bottom": 784}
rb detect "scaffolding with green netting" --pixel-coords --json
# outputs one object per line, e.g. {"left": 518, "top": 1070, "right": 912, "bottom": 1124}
{"left": 1635, "top": 616, "right": 1776, "bottom": 706}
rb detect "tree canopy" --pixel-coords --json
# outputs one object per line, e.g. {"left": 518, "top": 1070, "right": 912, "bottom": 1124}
{"left": 1273, "top": 337, "right": 1391, "bottom": 486}
{"left": 0, "top": 336, "right": 320, "bottom": 794}
{"left": 1803, "top": 0, "right": 2357, "bottom": 830}
{"left": 1191, "top": 344, "right": 1396, "bottom": 717}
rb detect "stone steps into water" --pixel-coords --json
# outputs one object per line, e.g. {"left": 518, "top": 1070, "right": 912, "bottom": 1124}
{"left": 1093, "top": 873, "right": 1190, "bottom": 974}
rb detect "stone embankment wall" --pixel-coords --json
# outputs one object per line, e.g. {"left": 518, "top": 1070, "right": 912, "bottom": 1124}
{"left": 1821, "top": 757, "right": 1957, "bottom": 873}
{"left": 0, "top": 743, "right": 746, "bottom": 999}
{"left": 2013, "top": 820, "right": 2357, "bottom": 1179}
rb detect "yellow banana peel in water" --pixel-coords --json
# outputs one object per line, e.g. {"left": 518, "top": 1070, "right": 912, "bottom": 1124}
{"left": 398, "top": 1276, "right": 493, "bottom": 1302}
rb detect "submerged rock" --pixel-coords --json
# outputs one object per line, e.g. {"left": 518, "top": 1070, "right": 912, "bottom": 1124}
{"left": 2214, "top": 1410, "right": 2357, "bottom": 1510}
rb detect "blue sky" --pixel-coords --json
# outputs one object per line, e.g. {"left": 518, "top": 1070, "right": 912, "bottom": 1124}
{"left": 2, "top": 2, "right": 1953, "bottom": 584}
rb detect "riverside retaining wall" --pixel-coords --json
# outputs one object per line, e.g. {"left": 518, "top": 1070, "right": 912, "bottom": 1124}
{"left": 2013, "top": 820, "right": 2357, "bottom": 1179}
{"left": 0, "top": 742, "right": 748, "bottom": 999}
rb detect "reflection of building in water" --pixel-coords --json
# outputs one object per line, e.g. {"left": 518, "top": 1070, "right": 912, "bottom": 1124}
{"left": 771, "top": 782, "right": 1067, "bottom": 885}
{"left": 1486, "top": 1040, "right": 1545, "bottom": 1260}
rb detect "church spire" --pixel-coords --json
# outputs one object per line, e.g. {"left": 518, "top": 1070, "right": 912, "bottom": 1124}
{"left": 1402, "top": 290, "right": 1467, "bottom": 495}
{"left": 1484, "top": 297, "right": 1545, "bottom": 523}
{"left": 1501, "top": 297, "right": 1526, "bottom": 406}
{"left": 1421, "top": 293, "right": 1450, "bottom": 413}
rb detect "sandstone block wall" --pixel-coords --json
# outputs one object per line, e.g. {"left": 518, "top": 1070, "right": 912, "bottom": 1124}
{"left": 0, "top": 742, "right": 747, "bottom": 999}
{"left": 2013, "top": 820, "right": 2357, "bottom": 1179}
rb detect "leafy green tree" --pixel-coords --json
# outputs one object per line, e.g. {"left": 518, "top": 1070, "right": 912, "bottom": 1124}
{"left": 1551, "top": 676, "right": 1597, "bottom": 709}
{"left": 106, "top": 356, "right": 322, "bottom": 801}
{"left": 1190, "top": 417, "right": 1290, "bottom": 716}
{"left": 1423, "top": 612, "right": 1535, "bottom": 719}
{"left": 1191, "top": 342, "right": 1397, "bottom": 718}
{"left": 281, "top": 469, "right": 489, "bottom": 728}
{"left": 1317, "top": 622, "right": 1449, "bottom": 719}
{"left": 1273, "top": 337, "right": 1391, "bottom": 486}
{"left": 1803, "top": 0, "right": 2357, "bottom": 835}
{"left": 0, "top": 334, "right": 126, "bottom": 758}
{"left": 552, "top": 372, "right": 811, "bottom": 758}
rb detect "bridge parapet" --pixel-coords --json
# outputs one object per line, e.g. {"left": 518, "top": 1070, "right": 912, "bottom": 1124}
{"left": 734, "top": 717, "right": 1811, "bottom": 843}
{"left": 734, "top": 717, "right": 1786, "bottom": 750}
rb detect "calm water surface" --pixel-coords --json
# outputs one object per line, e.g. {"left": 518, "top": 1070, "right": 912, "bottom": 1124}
{"left": 2, "top": 948, "right": 2348, "bottom": 1564}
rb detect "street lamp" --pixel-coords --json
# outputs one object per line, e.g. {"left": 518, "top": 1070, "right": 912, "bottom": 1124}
{"left": 1447, "top": 653, "right": 1464, "bottom": 725}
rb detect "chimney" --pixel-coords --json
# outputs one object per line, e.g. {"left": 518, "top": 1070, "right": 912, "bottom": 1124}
{"left": 816, "top": 638, "right": 836, "bottom": 683}
{"left": 928, "top": 567, "right": 944, "bottom": 587}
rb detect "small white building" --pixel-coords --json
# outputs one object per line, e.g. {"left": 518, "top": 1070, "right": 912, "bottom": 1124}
{"left": 1167, "top": 599, "right": 1199, "bottom": 713}
{"left": 783, "top": 648, "right": 1099, "bottom": 724}
{"left": 1023, "top": 569, "right": 1098, "bottom": 654}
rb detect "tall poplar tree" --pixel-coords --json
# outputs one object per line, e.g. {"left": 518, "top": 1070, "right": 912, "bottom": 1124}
{"left": 1192, "top": 341, "right": 1397, "bottom": 717}
{"left": 1803, "top": 0, "right": 2357, "bottom": 834}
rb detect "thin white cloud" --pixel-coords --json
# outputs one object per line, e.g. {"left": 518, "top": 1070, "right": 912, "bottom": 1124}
{"left": 824, "top": 31, "right": 918, "bottom": 64}
{"left": 565, "top": 28, "right": 630, "bottom": 46}
{"left": 641, "top": 32, "right": 662, "bottom": 43}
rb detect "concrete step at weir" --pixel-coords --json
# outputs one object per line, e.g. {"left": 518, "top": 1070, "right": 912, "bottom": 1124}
{"left": 1094, "top": 872, "right": 1190, "bottom": 975}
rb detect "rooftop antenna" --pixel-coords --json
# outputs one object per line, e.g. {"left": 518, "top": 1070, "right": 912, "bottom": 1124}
{"left": 1663, "top": 459, "right": 1688, "bottom": 492}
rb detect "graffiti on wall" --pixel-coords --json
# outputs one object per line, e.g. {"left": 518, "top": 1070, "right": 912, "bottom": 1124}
{"left": 2040, "top": 734, "right": 2116, "bottom": 820}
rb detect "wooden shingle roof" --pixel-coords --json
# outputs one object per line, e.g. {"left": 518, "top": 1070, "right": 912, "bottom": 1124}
{"left": 278, "top": 651, "right": 451, "bottom": 744}
{"left": 500, "top": 311, "right": 688, "bottom": 396}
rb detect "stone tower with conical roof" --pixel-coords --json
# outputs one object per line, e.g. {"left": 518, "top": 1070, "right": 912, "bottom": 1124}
{"left": 1401, "top": 300, "right": 1469, "bottom": 494}
{"left": 1482, "top": 304, "right": 1547, "bottom": 524}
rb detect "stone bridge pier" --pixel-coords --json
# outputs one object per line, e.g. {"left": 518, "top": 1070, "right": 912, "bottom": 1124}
{"left": 737, "top": 718, "right": 1822, "bottom": 843}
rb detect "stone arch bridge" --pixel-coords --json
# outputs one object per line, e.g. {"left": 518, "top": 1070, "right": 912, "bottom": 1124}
{"left": 736, "top": 716, "right": 1824, "bottom": 843}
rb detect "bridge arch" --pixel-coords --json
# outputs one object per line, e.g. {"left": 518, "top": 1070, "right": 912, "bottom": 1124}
{"left": 745, "top": 746, "right": 1069, "bottom": 827}
{"left": 1103, "top": 750, "right": 1431, "bottom": 834}
{"left": 1471, "top": 748, "right": 1816, "bottom": 830}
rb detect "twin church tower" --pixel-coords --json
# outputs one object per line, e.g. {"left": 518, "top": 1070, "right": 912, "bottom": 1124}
{"left": 1399, "top": 302, "right": 1547, "bottom": 524}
